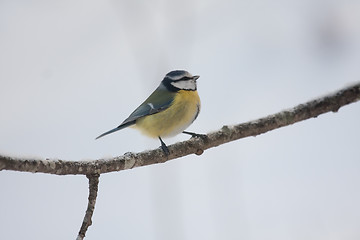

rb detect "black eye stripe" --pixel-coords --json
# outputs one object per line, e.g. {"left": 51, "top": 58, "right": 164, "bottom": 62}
{"left": 174, "top": 76, "right": 191, "bottom": 82}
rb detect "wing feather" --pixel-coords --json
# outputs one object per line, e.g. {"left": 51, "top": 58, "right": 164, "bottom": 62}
{"left": 96, "top": 85, "right": 175, "bottom": 140}
{"left": 118, "top": 86, "right": 175, "bottom": 127}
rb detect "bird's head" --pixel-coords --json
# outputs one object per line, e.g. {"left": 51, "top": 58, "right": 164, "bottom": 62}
{"left": 162, "top": 70, "right": 199, "bottom": 92}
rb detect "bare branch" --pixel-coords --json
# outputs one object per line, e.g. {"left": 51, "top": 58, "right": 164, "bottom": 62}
{"left": 1, "top": 82, "right": 359, "bottom": 175}
{"left": 77, "top": 174, "right": 100, "bottom": 240}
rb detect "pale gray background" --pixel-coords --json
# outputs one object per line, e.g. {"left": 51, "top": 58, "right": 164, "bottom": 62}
{"left": 1, "top": 0, "right": 360, "bottom": 239}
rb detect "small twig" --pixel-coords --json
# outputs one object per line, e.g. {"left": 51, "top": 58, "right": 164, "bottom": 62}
{"left": 77, "top": 174, "right": 100, "bottom": 240}
{"left": 0, "top": 82, "right": 360, "bottom": 175}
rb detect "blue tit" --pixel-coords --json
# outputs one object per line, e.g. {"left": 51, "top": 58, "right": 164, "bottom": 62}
{"left": 96, "top": 70, "right": 201, "bottom": 154}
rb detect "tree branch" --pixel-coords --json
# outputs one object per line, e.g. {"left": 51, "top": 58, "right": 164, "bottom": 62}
{"left": 77, "top": 174, "right": 100, "bottom": 240}
{"left": 1, "top": 82, "right": 359, "bottom": 175}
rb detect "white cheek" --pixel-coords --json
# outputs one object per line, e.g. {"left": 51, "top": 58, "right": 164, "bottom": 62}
{"left": 171, "top": 80, "right": 196, "bottom": 90}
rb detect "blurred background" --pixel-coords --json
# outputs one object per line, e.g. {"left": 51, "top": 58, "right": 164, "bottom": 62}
{"left": 1, "top": 0, "right": 360, "bottom": 239}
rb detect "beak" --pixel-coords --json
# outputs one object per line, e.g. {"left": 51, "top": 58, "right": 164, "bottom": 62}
{"left": 193, "top": 75, "right": 200, "bottom": 81}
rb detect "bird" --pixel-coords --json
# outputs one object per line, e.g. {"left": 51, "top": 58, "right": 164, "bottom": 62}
{"left": 96, "top": 70, "right": 201, "bottom": 155}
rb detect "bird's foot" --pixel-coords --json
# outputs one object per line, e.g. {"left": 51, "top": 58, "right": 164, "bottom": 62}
{"left": 158, "top": 137, "right": 170, "bottom": 156}
{"left": 182, "top": 131, "right": 208, "bottom": 140}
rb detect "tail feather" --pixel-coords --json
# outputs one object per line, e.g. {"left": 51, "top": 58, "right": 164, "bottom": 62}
{"left": 95, "top": 121, "right": 135, "bottom": 140}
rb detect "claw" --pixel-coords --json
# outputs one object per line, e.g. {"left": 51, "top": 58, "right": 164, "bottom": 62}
{"left": 182, "top": 131, "right": 207, "bottom": 139}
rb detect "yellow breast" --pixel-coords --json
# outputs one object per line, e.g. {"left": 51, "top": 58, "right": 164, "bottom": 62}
{"left": 134, "top": 90, "right": 200, "bottom": 138}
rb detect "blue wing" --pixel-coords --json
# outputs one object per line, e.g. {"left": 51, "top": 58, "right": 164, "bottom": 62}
{"left": 96, "top": 86, "right": 175, "bottom": 139}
